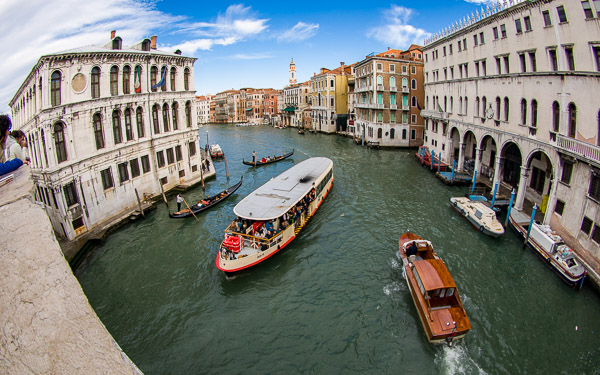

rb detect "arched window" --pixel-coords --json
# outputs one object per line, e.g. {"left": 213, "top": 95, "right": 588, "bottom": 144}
{"left": 377, "top": 75, "right": 383, "bottom": 85}
{"left": 170, "top": 67, "right": 176, "bottom": 91}
{"left": 150, "top": 66, "right": 158, "bottom": 92}
{"left": 402, "top": 77, "right": 408, "bottom": 88}
{"left": 184, "top": 68, "right": 190, "bottom": 91}
{"left": 568, "top": 103, "right": 577, "bottom": 138}
{"left": 482, "top": 97, "right": 487, "bottom": 118}
{"left": 134, "top": 65, "right": 142, "bottom": 93}
{"left": 504, "top": 97, "right": 509, "bottom": 121}
{"left": 521, "top": 99, "right": 527, "bottom": 125}
{"left": 426, "top": 96, "right": 429, "bottom": 109}
{"left": 152, "top": 104, "right": 160, "bottom": 134}
{"left": 390, "top": 94, "right": 396, "bottom": 105}
{"left": 39, "top": 77, "right": 43, "bottom": 103}
{"left": 172, "top": 102, "right": 179, "bottom": 130}
{"left": 459, "top": 97, "right": 463, "bottom": 114}
{"left": 110, "top": 66, "right": 119, "bottom": 96}
{"left": 124, "top": 108, "right": 133, "bottom": 141}
{"left": 495, "top": 97, "right": 501, "bottom": 120}
{"left": 475, "top": 97, "right": 480, "bottom": 117}
{"left": 464, "top": 97, "right": 468, "bottom": 116}
{"left": 444, "top": 96, "right": 447, "bottom": 112}
{"left": 91, "top": 67, "right": 100, "bottom": 98}
{"left": 377, "top": 93, "right": 383, "bottom": 104}
{"left": 411, "top": 79, "right": 417, "bottom": 90}
{"left": 185, "top": 101, "right": 192, "bottom": 128}
{"left": 51, "top": 71, "right": 61, "bottom": 106}
{"left": 162, "top": 103, "right": 170, "bottom": 132}
{"left": 450, "top": 96, "right": 454, "bottom": 113}
{"left": 53, "top": 122, "right": 67, "bottom": 163}
{"left": 136, "top": 107, "right": 145, "bottom": 138}
{"left": 413, "top": 96, "right": 417, "bottom": 107}
{"left": 112, "top": 110, "right": 122, "bottom": 144}
{"left": 93, "top": 113, "right": 104, "bottom": 149}
{"left": 377, "top": 128, "right": 382, "bottom": 138}
{"left": 390, "top": 76, "right": 396, "bottom": 88}
{"left": 390, "top": 128, "right": 395, "bottom": 139}
{"left": 552, "top": 101, "right": 560, "bottom": 132}
{"left": 531, "top": 100, "right": 538, "bottom": 127}
{"left": 402, "top": 129, "right": 407, "bottom": 139}
{"left": 123, "top": 65, "right": 131, "bottom": 94}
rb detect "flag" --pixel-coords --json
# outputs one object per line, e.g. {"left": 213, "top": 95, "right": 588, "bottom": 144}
{"left": 151, "top": 67, "right": 167, "bottom": 89}
{"left": 134, "top": 66, "right": 142, "bottom": 93}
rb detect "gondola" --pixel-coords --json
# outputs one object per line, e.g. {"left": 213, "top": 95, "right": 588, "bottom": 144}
{"left": 169, "top": 177, "right": 243, "bottom": 218}
{"left": 242, "top": 149, "right": 294, "bottom": 166}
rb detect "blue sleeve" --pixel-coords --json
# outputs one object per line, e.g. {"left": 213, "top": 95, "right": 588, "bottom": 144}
{"left": 0, "top": 158, "right": 24, "bottom": 176}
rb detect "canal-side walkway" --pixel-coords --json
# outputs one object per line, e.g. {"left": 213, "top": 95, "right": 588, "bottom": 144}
{"left": 0, "top": 166, "right": 142, "bottom": 374}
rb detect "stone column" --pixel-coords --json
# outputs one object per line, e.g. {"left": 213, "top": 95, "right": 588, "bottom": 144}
{"left": 492, "top": 155, "right": 503, "bottom": 189}
{"left": 543, "top": 178, "right": 558, "bottom": 225}
{"left": 474, "top": 147, "right": 483, "bottom": 177}
{"left": 514, "top": 165, "right": 530, "bottom": 211}
{"left": 458, "top": 141, "right": 466, "bottom": 171}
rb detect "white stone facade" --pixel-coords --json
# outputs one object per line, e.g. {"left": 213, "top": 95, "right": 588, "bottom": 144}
{"left": 9, "top": 34, "right": 205, "bottom": 241}
{"left": 423, "top": 0, "right": 600, "bottom": 261}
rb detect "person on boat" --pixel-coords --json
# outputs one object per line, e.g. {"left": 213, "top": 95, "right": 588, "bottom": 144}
{"left": 252, "top": 151, "right": 256, "bottom": 163}
{"left": 265, "top": 220, "right": 274, "bottom": 236}
{"left": 261, "top": 157, "right": 267, "bottom": 163}
{"left": 406, "top": 241, "right": 419, "bottom": 262}
{"left": 176, "top": 194, "right": 183, "bottom": 212}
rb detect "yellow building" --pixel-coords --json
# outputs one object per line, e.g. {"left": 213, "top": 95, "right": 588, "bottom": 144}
{"left": 310, "top": 62, "right": 354, "bottom": 133}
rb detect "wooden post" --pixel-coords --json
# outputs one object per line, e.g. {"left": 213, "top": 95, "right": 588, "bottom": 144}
{"left": 224, "top": 156, "right": 230, "bottom": 179}
{"left": 134, "top": 188, "right": 144, "bottom": 217}
{"left": 159, "top": 180, "right": 168, "bottom": 208}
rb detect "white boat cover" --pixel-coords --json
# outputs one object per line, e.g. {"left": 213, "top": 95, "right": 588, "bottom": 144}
{"left": 234, "top": 157, "right": 333, "bottom": 220}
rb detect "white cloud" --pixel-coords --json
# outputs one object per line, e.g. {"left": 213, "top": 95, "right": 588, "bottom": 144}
{"left": 227, "top": 53, "right": 273, "bottom": 60}
{"left": 277, "top": 22, "right": 319, "bottom": 42}
{"left": 367, "top": 5, "right": 431, "bottom": 48}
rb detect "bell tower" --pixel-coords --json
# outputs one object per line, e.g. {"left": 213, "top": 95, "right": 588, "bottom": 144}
{"left": 289, "top": 58, "right": 297, "bottom": 85}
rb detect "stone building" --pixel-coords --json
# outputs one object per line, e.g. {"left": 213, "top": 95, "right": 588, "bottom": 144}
{"left": 422, "top": 0, "right": 600, "bottom": 263}
{"left": 283, "top": 81, "right": 311, "bottom": 128}
{"left": 310, "top": 63, "right": 354, "bottom": 133}
{"left": 196, "top": 95, "right": 213, "bottom": 125}
{"left": 353, "top": 46, "right": 425, "bottom": 147}
{"left": 9, "top": 32, "right": 206, "bottom": 241}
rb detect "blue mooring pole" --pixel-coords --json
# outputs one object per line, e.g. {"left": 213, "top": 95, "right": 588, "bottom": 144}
{"left": 505, "top": 189, "right": 516, "bottom": 227}
{"left": 438, "top": 152, "right": 442, "bottom": 173}
{"left": 471, "top": 170, "right": 477, "bottom": 194}
{"left": 421, "top": 146, "right": 425, "bottom": 165}
{"left": 451, "top": 160, "right": 456, "bottom": 183}
{"left": 490, "top": 182, "right": 498, "bottom": 208}
{"left": 524, "top": 204, "right": 538, "bottom": 247}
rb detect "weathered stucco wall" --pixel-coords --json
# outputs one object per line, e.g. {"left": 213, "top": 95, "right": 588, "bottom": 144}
{"left": 0, "top": 166, "right": 142, "bottom": 374}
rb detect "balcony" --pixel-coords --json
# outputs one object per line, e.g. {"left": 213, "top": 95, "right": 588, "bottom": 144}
{"left": 401, "top": 105, "right": 410, "bottom": 111}
{"left": 377, "top": 84, "right": 385, "bottom": 91}
{"left": 375, "top": 103, "right": 384, "bottom": 109}
{"left": 355, "top": 102, "right": 370, "bottom": 109}
{"left": 389, "top": 86, "right": 397, "bottom": 92}
{"left": 421, "top": 109, "right": 448, "bottom": 121}
{"left": 390, "top": 104, "right": 398, "bottom": 110}
{"left": 401, "top": 86, "right": 410, "bottom": 93}
{"left": 557, "top": 134, "right": 600, "bottom": 165}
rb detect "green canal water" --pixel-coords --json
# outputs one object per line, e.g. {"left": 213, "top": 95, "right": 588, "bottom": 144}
{"left": 77, "top": 124, "right": 600, "bottom": 374}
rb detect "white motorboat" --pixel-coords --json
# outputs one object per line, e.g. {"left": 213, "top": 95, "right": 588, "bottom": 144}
{"left": 450, "top": 197, "right": 504, "bottom": 237}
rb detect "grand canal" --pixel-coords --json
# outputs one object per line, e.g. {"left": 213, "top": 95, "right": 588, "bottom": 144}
{"left": 77, "top": 124, "right": 600, "bottom": 374}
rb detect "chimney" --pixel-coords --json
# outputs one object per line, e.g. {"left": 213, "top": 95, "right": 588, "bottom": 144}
{"left": 111, "top": 30, "right": 116, "bottom": 39}
{"left": 151, "top": 35, "right": 157, "bottom": 49}
{"left": 388, "top": 47, "right": 391, "bottom": 50}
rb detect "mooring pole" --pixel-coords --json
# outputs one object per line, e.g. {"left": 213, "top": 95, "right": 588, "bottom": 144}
{"left": 524, "top": 204, "right": 538, "bottom": 248}
{"left": 224, "top": 156, "right": 230, "bottom": 180}
{"left": 505, "top": 189, "right": 516, "bottom": 227}
{"left": 451, "top": 160, "right": 456, "bottom": 184}
{"left": 134, "top": 188, "right": 144, "bottom": 217}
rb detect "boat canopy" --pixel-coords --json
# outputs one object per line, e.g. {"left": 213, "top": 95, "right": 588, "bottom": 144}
{"left": 234, "top": 157, "right": 333, "bottom": 220}
{"left": 414, "top": 260, "right": 457, "bottom": 291}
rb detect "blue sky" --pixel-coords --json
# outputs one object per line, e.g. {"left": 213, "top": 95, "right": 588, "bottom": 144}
{"left": 0, "top": 0, "right": 493, "bottom": 111}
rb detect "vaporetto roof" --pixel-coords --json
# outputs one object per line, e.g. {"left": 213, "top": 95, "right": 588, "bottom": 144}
{"left": 234, "top": 157, "right": 333, "bottom": 221}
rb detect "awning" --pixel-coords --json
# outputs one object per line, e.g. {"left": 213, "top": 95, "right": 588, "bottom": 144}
{"left": 283, "top": 107, "right": 296, "bottom": 112}
{"left": 245, "top": 108, "right": 253, "bottom": 111}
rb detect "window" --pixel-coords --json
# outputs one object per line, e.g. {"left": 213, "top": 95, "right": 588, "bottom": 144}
{"left": 473, "top": 34, "right": 478, "bottom": 46}
{"left": 54, "top": 122, "right": 67, "bottom": 163}
{"left": 160, "top": 66, "right": 167, "bottom": 92}
{"left": 127, "top": 158, "right": 139, "bottom": 179}
{"left": 162, "top": 104, "right": 170, "bottom": 132}
{"left": 475, "top": 97, "right": 480, "bottom": 117}
{"left": 112, "top": 110, "right": 122, "bottom": 144}
{"left": 565, "top": 47, "right": 575, "bottom": 71}
{"left": 377, "top": 128, "right": 382, "bottom": 138}
{"left": 503, "top": 55, "right": 510, "bottom": 74}
{"left": 520, "top": 99, "right": 527, "bottom": 125}
{"left": 590, "top": 174, "right": 600, "bottom": 201}
{"left": 390, "top": 76, "right": 396, "bottom": 88}
{"left": 100, "top": 168, "right": 114, "bottom": 190}
{"left": 118, "top": 162, "right": 129, "bottom": 184}
{"left": 377, "top": 63, "right": 383, "bottom": 71}
{"left": 561, "top": 161, "right": 573, "bottom": 184}
{"left": 411, "top": 66, "right": 416, "bottom": 74}
{"left": 331, "top": 98, "right": 334, "bottom": 106}
{"left": 156, "top": 151, "right": 165, "bottom": 168}
{"left": 412, "top": 96, "right": 417, "bottom": 107}
{"left": 51, "top": 71, "right": 61, "bottom": 106}
{"left": 449, "top": 44, "right": 453, "bottom": 54}
{"left": 390, "top": 64, "right": 395, "bottom": 72}
{"left": 390, "top": 112, "right": 396, "bottom": 123}
{"left": 496, "top": 56, "right": 502, "bottom": 74}
{"left": 496, "top": 97, "right": 501, "bottom": 120}
{"left": 557, "top": 5, "right": 568, "bottom": 23}
{"left": 504, "top": 97, "right": 509, "bottom": 121}
{"left": 568, "top": 103, "right": 577, "bottom": 138}
{"left": 554, "top": 200, "right": 565, "bottom": 216}
{"left": 63, "top": 182, "right": 78, "bottom": 207}
{"left": 500, "top": 24, "right": 507, "bottom": 38}
{"left": 123, "top": 65, "right": 131, "bottom": 94}
{"left": 592, "top": 225, "right": 600, "bottom": 244}
{"left": 170, "top": 67, "right": 176, "bottom": 91}
{"left": 581, "top": 216, "right": 593, "bottom": 235}
{"left": 124, "top": 108, "right": 133, "bottom": 141}
{"left": 411, "top": 114, "right": 417, "bottom": 123}
{"left": 595, "top": 0, "right": 600, "bottom": 15}
{"left": 529, "top": 52, "right": 537, "bottom": 72}
{"left": 134, "top": 65, "right": 142, "bottom": 93}
{"left": 519, "top": 53, "right": 527, "bottom": 72}
{"left": 175, "top": 145, "right": 183, "bottom": 161}
{"left": 524, "top": 16, "right": 532, "bottom": 31}
{"left": 552, "top": 101, "right": 560, "bottom": 133}
{"left": 479, "top": 32, "right": 484, "bottom": 44}
{"left": 390, "top": 129, "right": 395, "bottom": 139}
{"left": 141, "top": 155, "right": 150, "bottom": 173}
{"left": 136, "top": 107, "right": 145, "bottom": 138}
{"left": 330, "top": 79, "right": 334, "bottom": 88}
{"left": 186, "top": 101, "right": 192, "bottom": 128}
{"left": 411, "top": 129, "right": 416, "bottom": 139}
{"left": 515, "top": 19, "right": 523, "bottom": 34}
{"left": 458, "top": 41, "right": 462, "bottom": 52}
{"left": 91, "top": 67, "right": 100, "bottom": 98}
{"left": 152, "top": 105, "right": 160, "bottom": 134}
{"left": 150, "top": 66, "right": 158, "bottom": 92}
{"left": 172, "top": 102, "right": 179, "bottom": 130}
{"left": 493, "top": 27, "right": 499, "bottom": 40}
{"left": 93, "top": 113, "right": 104, "bottom": 149}
{"left": 411, "top": 79, "right": 416, "bottom": 90}
{"left": 110, "top": 66, "right": 119, "bottom": 96}
{"left": 543, "top": 10, "right": 552, "bottom": 26}
{"left": 531, "top": 100, "right": 538, "bottom": 129}
{"left": 184, "top": 68, "right": 190, "bottom": 91}
{"left": 529, "top": 167, "right": 545, "bottom": 194}
{"left": 549, "top": 49, "right": 558, "bottom": 71}
{"left": 593, "top": 47, "right": 600, "bottom": 71}
{"left": 189, "top": 141, "right": 196, "bottom": 157}
{"left": 166, "top": 148, "right": 175, "bottom": 164}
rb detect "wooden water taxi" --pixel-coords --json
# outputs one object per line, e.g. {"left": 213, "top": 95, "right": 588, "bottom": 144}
{"left": 210, "top": 144, "right": 224, "bottom": 159}
{"left": 509, "top": 210, "right": 586, "bottom": 289}
{"left": 169, "top": 177, "right": 242, "bottom": 218}
{"left": 450, "top": 197, "right": 504, "bottom": 237}
{"left": 217, "top": 157, "right": 333, "bottom": 274}
{"left": 398, "top": 231, "right": 471, "bottom": 346}
{"left": 242, "top": 150, "right": 294, "bottom": 166}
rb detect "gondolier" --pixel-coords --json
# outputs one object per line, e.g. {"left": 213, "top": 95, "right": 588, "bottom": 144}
{"left": 252, "top": 150, "right": 256, "bottom": 163}
{"left": 176, "top": 194, "right": 183, "bottom": 212}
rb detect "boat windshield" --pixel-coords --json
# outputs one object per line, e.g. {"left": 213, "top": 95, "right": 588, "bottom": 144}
{"left": 427, "top": 287, "right": 455, "bottom": 299}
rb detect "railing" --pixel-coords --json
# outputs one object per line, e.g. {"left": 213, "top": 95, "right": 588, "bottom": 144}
{"left": 420, "top": 109, "right": 448, "bottom": 120}
{"left": 390, "top": 104, "right": 398, "bottom": 110}
{"left": 390, "top": 86, "right": 397, "bottom": 92}
{"left": 402, "top": 105, "right": 410, "bottom": 111}
{"left": 377, "top": 84, "right": 385, "bottom": 91}
{"left": 401, "top": 87, "right": 410, "bottom": 93}
{"left": 557, "top": 134, "right": 600, "bottom": 165}
{"left": 355, "top": 102, "right": 369, "bottom": 109}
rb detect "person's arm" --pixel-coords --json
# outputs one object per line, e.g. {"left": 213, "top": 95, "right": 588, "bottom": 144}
{"left": 0, "top": 158, "right": 23, "bottom": 176}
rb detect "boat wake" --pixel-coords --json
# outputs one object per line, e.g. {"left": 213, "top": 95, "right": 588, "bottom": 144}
{"left": 435, "top": 344, "right": 487, "bottom": 375}
{"left": 383, "top": 281, "right": 401, "bottom": 296}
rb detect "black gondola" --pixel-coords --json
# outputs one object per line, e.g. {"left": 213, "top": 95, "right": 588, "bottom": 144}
{"left": 242, "top": 149, "right": 294, "bottom": 166}
{"left": 169, "top": 177, "right": 243, "bottom": 218}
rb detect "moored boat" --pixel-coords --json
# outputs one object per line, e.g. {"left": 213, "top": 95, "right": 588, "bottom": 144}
{"left": 242, "top": 149, "right": 294, "bottom": 166}
{"left": 169, "top": 177, "right": 243, "bottom": 218}
{"left": 450, "top": 197, "right": 504, "bottom": 237}
{"left": 398, "top": 231, "right": 471, "bottom": 346}
{"left": 210, "top": 144, "right": 224, "bottom": 159}
{"left": 415, "top": 146, "right": 449, "bottom": 171}
{"left": 217, "top": 157, "right": 333, "bottom": 274}
{"left": 508, "top": 210, "right": 586, "bottom": 289}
